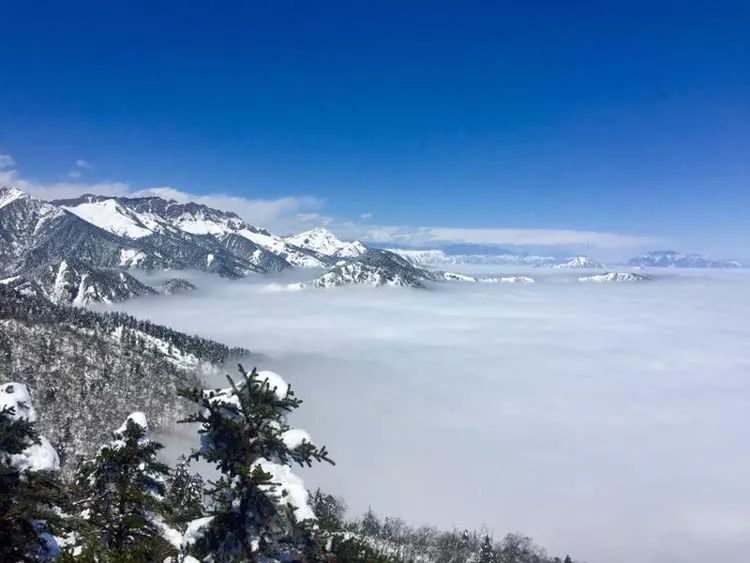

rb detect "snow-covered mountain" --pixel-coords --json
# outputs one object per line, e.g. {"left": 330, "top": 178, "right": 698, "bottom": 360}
{"left": 578, "top": 272, "right": 648, "bottom": 283}
{"left": 0, "top": 259, "right": 157, "bottom": 305}
{"left": 541, "top": 256, "right": 605, "bottom": 269}
{"left": 389, "top": 248, "right": 554, "bottom": 267}
{"left": 159, "top": 278, "right": 197, "bottom": 295}
{"left": 285, "top": 227, "right": 367, "bottom": 259}
{"left": 437, "top": 272, "right": 536, "bottom": 284}
{"left": 628, "top": 250, "right": 742, "bottom": 269}
{"left": 311, "top": 249, "right": 435, "bottom": 288}
{"left": 54, "top": 193, "right": 306, "bottom": 272}
{"left": 4, "top": 186, "right": 479, "bottom": 299}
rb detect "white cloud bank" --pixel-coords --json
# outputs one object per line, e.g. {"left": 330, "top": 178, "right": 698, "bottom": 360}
{"left": 0, "top": 152, "right": 659, "bottom": 250}
{"left": 113, "top": 269, "right": 750, "bottom": 563}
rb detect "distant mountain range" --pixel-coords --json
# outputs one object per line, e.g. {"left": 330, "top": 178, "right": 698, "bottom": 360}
{"left": 387, "top": 248, "right": 556, "bottom": 267}
{"left": 1, "top": 186, "right": 743, "bottom": 304}
{"left": 389, "top": 249, "right": 607, "bottom": 269}
{"left": 0, "top": 186, "right": 465, "bottom": 299}
{"left": 627, "top": 250, "right": 742, "bottom": 269}
{"left": 391, "top": 247, "right": 743, "bottom": 270}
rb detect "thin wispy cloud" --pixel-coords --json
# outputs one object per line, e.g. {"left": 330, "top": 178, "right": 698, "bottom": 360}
{"left": 0, "top": 154, "right": 16, "bottom": 169}
{"left": 66, "top": 158, "right": 94, "bottom": 179}
{"left": 348, "top": 225, "right": 661, "bottom": 249}
{"left": 1, "top": 153, "right": 659, "bottom": 251}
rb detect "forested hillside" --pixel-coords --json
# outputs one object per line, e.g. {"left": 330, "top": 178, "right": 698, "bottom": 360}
{"left": 0, "top": 285, "right": 249, "bottom": 466}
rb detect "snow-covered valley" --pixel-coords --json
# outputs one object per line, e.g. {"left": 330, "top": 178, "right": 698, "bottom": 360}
{"left": 109, "top": 268, "right": 750, "bottom": 563}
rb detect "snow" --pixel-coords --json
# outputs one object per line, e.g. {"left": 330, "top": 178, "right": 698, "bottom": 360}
{"left": 51, "top": 260, "right": 71, "bottom": 304}
{"left": 206, "top": 253, "right": 215, "bottom": 267}
{"left": 285, "top": 227, "right": 367, "bottom": 258}
{"left": 171, "top": 212, "right": 239, "bottom": 236}
{"left": 0, "top": 186, "right": 27, "bottom": 209}
{"left": 238, "top": 228, "right": 325, "bottom": 268}
{"left": 252, "top": 458, "right": 316, "bottom": 521}
{"left": 441, "top": 272, "right": 476, "bottom": 282}
{"left": 312, "top": 262, "right": 421, "bottom": 288}
{"left": 154, "top": 519, "right": 184, "bottom": 550}
{"left": 115, "top": 411, "right": 149, "bottom": 434}
{"left": 182, "top": 516, "right": 214, "bottom": 547}
{"left": 255, "top": 370, "right": 290, "bottom": 399}
{"left": 479, "top": 276, "right": 536, "bottom": 284}
{"left": 119, "top": 248, "right": 147, "bottom": 267}
{"left": 12, "top": 435, "right": 60, "bottom": 472}
{"left": 550, "top": 256, "right": 605, "bottom": 269}
{"left": 0, "top": 382, "right": 60, "bottom": 472}
{"left": 0, "top": 382, "right": 38, "bottom": 422}
{"left": 578, "top": 272, "right": 648, "bottom": 283}
{"left": 63, "top": 200, "right": 153, "bottom": 239}
{"left": 281, "top": 428, "right": 312, "bottom": 450}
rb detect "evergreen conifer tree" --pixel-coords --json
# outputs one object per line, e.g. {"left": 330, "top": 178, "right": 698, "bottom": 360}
{"left": 0, "top": 382, "right": 67, "bottom": 562}
{"left": 165, "top": 456, "right": 205, "bottom": 532}
{"left": 360, "top": 507, "right": 381, "bottom": 538}
{"left": 309, "top": 488, "right": 346, "bottom": 532}
{"left": 479, "top": 534, "right": 497, "bottom": 563}
{"left": 73, "top": 412, "right": 176, "bottom": 561}
{"left": 178, "top": 365, "right": 334, "bottom": 561}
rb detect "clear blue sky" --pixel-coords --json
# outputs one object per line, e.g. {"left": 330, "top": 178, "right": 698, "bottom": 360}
{"left": 0, "top": 1, "right": 748, "bottom": 255}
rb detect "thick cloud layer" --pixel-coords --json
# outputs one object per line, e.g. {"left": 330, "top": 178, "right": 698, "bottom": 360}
{"left": 114, "top": 269, "right": 750, "bottom": 563}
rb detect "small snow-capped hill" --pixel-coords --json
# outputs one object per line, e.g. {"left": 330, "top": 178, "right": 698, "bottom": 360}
{"left": 578, "top": 272, "right": 648, "bottom": 283}
{"left": 285, "top": 227, "right": 367, "bottom": 259}
{"left": 479, "top": 275, "right": 536, "bottom": 284}
{"left": 1, "top": 259, "right": 157, "bottom": 305}
{"left": 543, "top": 256, "right": 605, "bottom": 269}
{"left": 160, "top": 278, "right": 197, "bottom": 295}
{"left": 438, "top": 272, "right": 536, "bottom": 283}
{"left": 439, "top": 272, "right": 477, "bottom": 282}
{"left": 628, "top": 250, "right": 741, "bottom": 269}
{"left": 311, "top": 249, "right": 434, "bottom": 288}
{"left": 0, "top": 285, "right": 249, "bottom": 468}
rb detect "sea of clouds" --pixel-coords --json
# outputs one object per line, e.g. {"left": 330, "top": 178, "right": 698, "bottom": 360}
{"left": 114, "top": 268, "right": 750, "bottom": 563}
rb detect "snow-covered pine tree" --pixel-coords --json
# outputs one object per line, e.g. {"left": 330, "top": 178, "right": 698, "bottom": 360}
{"left": 0, "top": 382, "right": 67, "bottom": 561}
{"left": 309, "top": 488, "right": 346, "bottom": 532}
{"left": 479, "top": 534, "right": 497, "bottom": 563}
{"left": 178, "top": 365, "right": 334, "bottom": 561}
{"left": 359, "top": 507, "right": 381, "bottom": 537}
{"left": 72, "top": 412, "right": 177, "bottom": 560}
{"left": 165, "top": 456, "right": 205, "bottom": 532}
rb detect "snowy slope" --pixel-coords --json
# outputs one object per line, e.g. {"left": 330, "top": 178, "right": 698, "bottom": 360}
{"left": 578, "top": 272, "right": 648, "bottom": 282}
{"left": 545, "top": 256, "right": 605, "bottom": 269}
{"left": 311, "top": 249, "right": 434, "bottom": 288}
{"left": 0, "top": 186, "right": 28, "bottom": 209}
{"left": 628, "top": 250, "right": 741, "bottom": 268}
{"left": 285, "top": 228, "right": 367, "bottom": 259}
{"left": 62, "top": 198, "right": 156, "bottom": 239}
